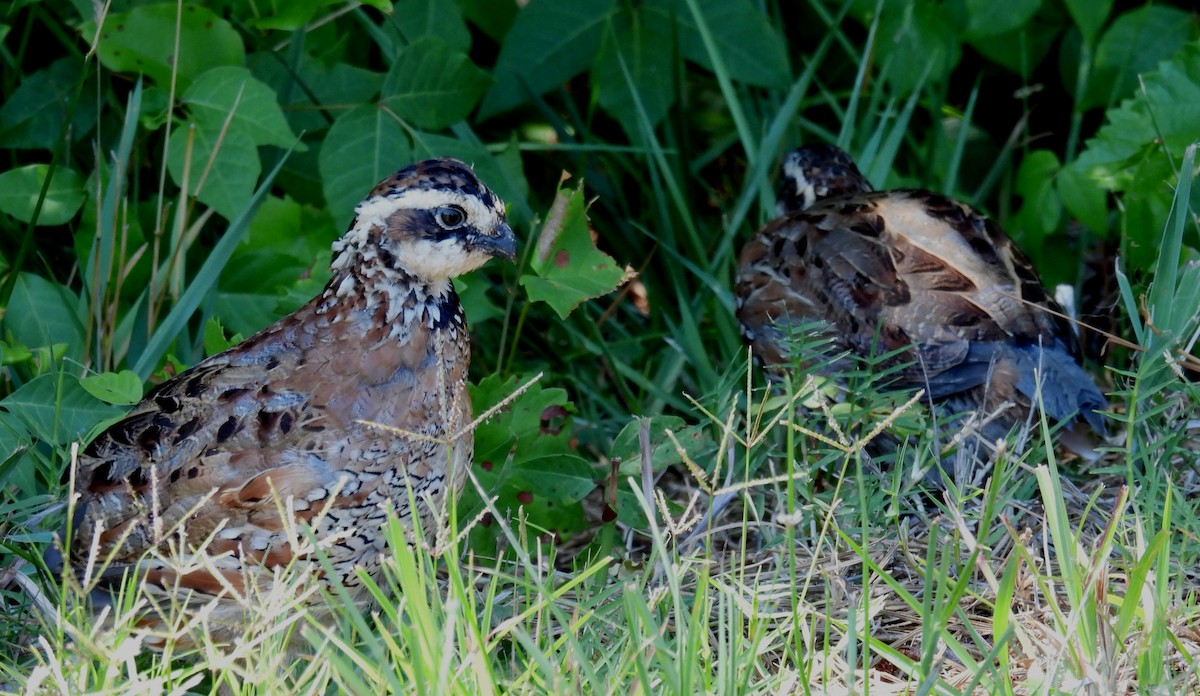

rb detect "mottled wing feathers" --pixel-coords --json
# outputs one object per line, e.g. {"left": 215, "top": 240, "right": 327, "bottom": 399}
{"left": 737, "top": 188, "right": 1094, "bottom": 412}
{"left": 69, "top": 287, "right": 468, "bottom": 585}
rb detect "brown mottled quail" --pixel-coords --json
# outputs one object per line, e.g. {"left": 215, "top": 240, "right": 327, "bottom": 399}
{"left": 736, "top": 144, "right": 1107, "bottom": 453}
{"left": 56, "top": 158, "right": 516, "bottom": 646}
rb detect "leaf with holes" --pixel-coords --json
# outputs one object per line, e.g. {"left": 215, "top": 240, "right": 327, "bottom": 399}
{"left": 519, "top": 183, "right": 629, "bottom": 319}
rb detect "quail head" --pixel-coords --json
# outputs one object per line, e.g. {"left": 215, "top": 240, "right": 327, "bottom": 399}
{"left": 55, "top": 158, "right": 516, "bottom": 647}
{"left": 736, "top": 144, "right": 1107, "bottom": 458}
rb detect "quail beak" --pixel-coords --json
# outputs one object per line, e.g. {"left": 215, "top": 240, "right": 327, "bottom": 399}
{"left": 477, "top": 222, "right": 517, "bottom": 262}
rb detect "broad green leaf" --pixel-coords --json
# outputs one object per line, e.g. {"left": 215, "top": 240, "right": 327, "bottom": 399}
{"left": 470, "top": 374, "right": 573, "bottom": 465}
{"left": 1056, "top": 166, "right": 1108, "bottom": 236}
{"left": 478, "top": 0, "right": 615, "bottom": 119}
{"left": 465, "top": 373, "right": 588, "bottom": 545}
{"left": 0, "top": 412, "right": 30, "bottom": 470}
{"left": 964, "top": 0, "right": 1041, "bottom": 40}
{"left": 87, "top": 4, "right": 244, "bottom": 90}
{"left": 455, "top": 275, "right": 504, "bottom": 326}
{"left": 215, "top": 250, "right": 312, "bottom": 336}
{"left": 381, "top": 37, "right": 493, "bottom": 130}
{"left": 656, "top": 0, "right": 790, "bottom": 90}
{"left": 245, "top": 195, "right": 335, "bottom": 264}
{"left": 519, "top": 184, "right": 628, "bottom": 319}
{"left": 182, "top": 66, "right": 299, "bottom": 148}
{"left": 1012, "top": 149, "right": 1062, "bottom": 250}
{"left": 1078, "top": 6, "right": 1193, "bottom": 110}
{"left": 508, "top": 454, "right": 596, "bottom": 503}
{"left": 166, "top": 121, "right": 260, "bottom": 220}
{"left": 454, "top": 0, "right": 517, "bottom": 41}
{"left": 247, "top": 51, "right": 384, "bottom": 136}
{"left": 609, "top": 416, "right": 713, "bottom": 477}
{"left": 390, "top": 0, "right": 471, "bottom": 51}
{"left": 594, "top": 8, "right": 675, "bottom": 136}
{"left": 970, "top": 16, "right": 1058, "bottom": 77}
{"left": 318, "top": 105, "right": 412, "bottom": 228}
{"left": 245, "top": 0, "right": 390, "bottom": 30}
{"left": 0, "top": 164, "right": 85, "bottom": 225}
{"left": 875, "top": 2, "right": 962, "bottom": 94}
{"left": 80, "top": 370, "right": 143, "bottom": 405}
{"left": 5, "top": 273, "right": 85, "bottom": 363}
{"left": 1065, "top": 0, "right": 1112, "bottom": 46}
{"left": 0, "top": 57, "right": 97, "bottom": 150}
{"left": 1, "top": 373, "right": 124, "bottom": 445}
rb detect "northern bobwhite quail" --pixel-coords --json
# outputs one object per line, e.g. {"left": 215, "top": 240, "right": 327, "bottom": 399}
{"left": 54, "top": 158, "right": 516, "bottom": 646}
{"left": 736, "top": 144, "right": 1107, "bottom": 451}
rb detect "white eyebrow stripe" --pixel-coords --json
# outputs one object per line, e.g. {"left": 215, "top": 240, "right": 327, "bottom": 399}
{"left": 352, "top": 188, "right": 499, "bottom": 233}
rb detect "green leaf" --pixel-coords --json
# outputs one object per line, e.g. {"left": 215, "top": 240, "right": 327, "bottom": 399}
{"left": 454, "top": 0, "right": 517, "bottom": 41}
{"left": 0, "top": 57, "right": 97, "bottom": 150}
{"left": 478, "top": 0, "right": 615, "bottom": 119}
{"left": 1064, "top": 0, "right": 1112, "bottom": 46}
{"left": 609, "top": 416, "right": 713, "bottom": 477}
{"left": 318, "top": 105, "right": 412, "bottom": 228}
{"left": 455, "top": 275, "right": 504, "bottom": 325}
{"left": 215, "top": 250, "right": 312, "bottom": 336}
{"left": 519, "top": 184, "right": 628, "bottom": 319}
{"left": 79, "top": 370, "right": 143, "bottom": 406}
{"left": 247, "top": 51, "right": 384, "bottom": 136}
{"left": 244, "top": 195, "right": 335, "bottom": 264}
{"left": 0, "top": 164, "right": 85, "bottom": 225}
{"left": 1079, "top": 6, "right": 1193, "bottom": 110}
{"left": 203, "top": 316, "right": 243, "bottom": 357}
{"left": 391, "top": 0, "right": 471, "bottom": 51}
{"left": 594, "top": 8, "right": 675, "bottom": 136}
{"left": 5, "top": 273, "right": 85, "bottom": 363}
{"left": 1056, "top": 165, "right": 1108, "bottom": 236}
{"left": 87, "top": 4, "right": 244, "bottom": 91}
{"left": 166, "top": 121, "right": 260, "bottom": 220}
{"left": 963, "top": 0, "right": 1041, "bottom": 40}
{"left": 464, "top": 374, "right": 589, "bottom": 532}
{"left": 0, "top": 412, "right": 31, "bottom": 471}
{"left": 182, "top": 66, "right": 299, "bottom": 148}
{"left": 1066, "top": 43, "right": 1200, "bottom": 266}
{"left": 1012, "top": 149, "right": 1062, "bottom": 248}
{"left": 969, "top": 16, "right": 1058, "bottom": 77}
{"left": 510, "top": 455, "right": 596, "bottom": 503}
{"left": 658, "top": 0, "right": 790, "bottom": 90}
{"left": 245, "top": 0, "right": 392, "bottom": 31}
{"left": 1, "top": 373, "right": 124, "bottom": 445}
{"left": 470, "top": 374, "right": 574, "bottom": 465}
{"left": 381, "top": 37, "right": 493, "bottom": 130}
{"left": 0, "top": 341, "right": 34, "bottom": 366}
{"left": 875, "top": 3, "right": 962, "bottom": 94}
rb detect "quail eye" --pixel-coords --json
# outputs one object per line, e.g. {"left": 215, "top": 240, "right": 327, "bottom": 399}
{"left": 434, "top": 205, "right": 467, "bottom": 230}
